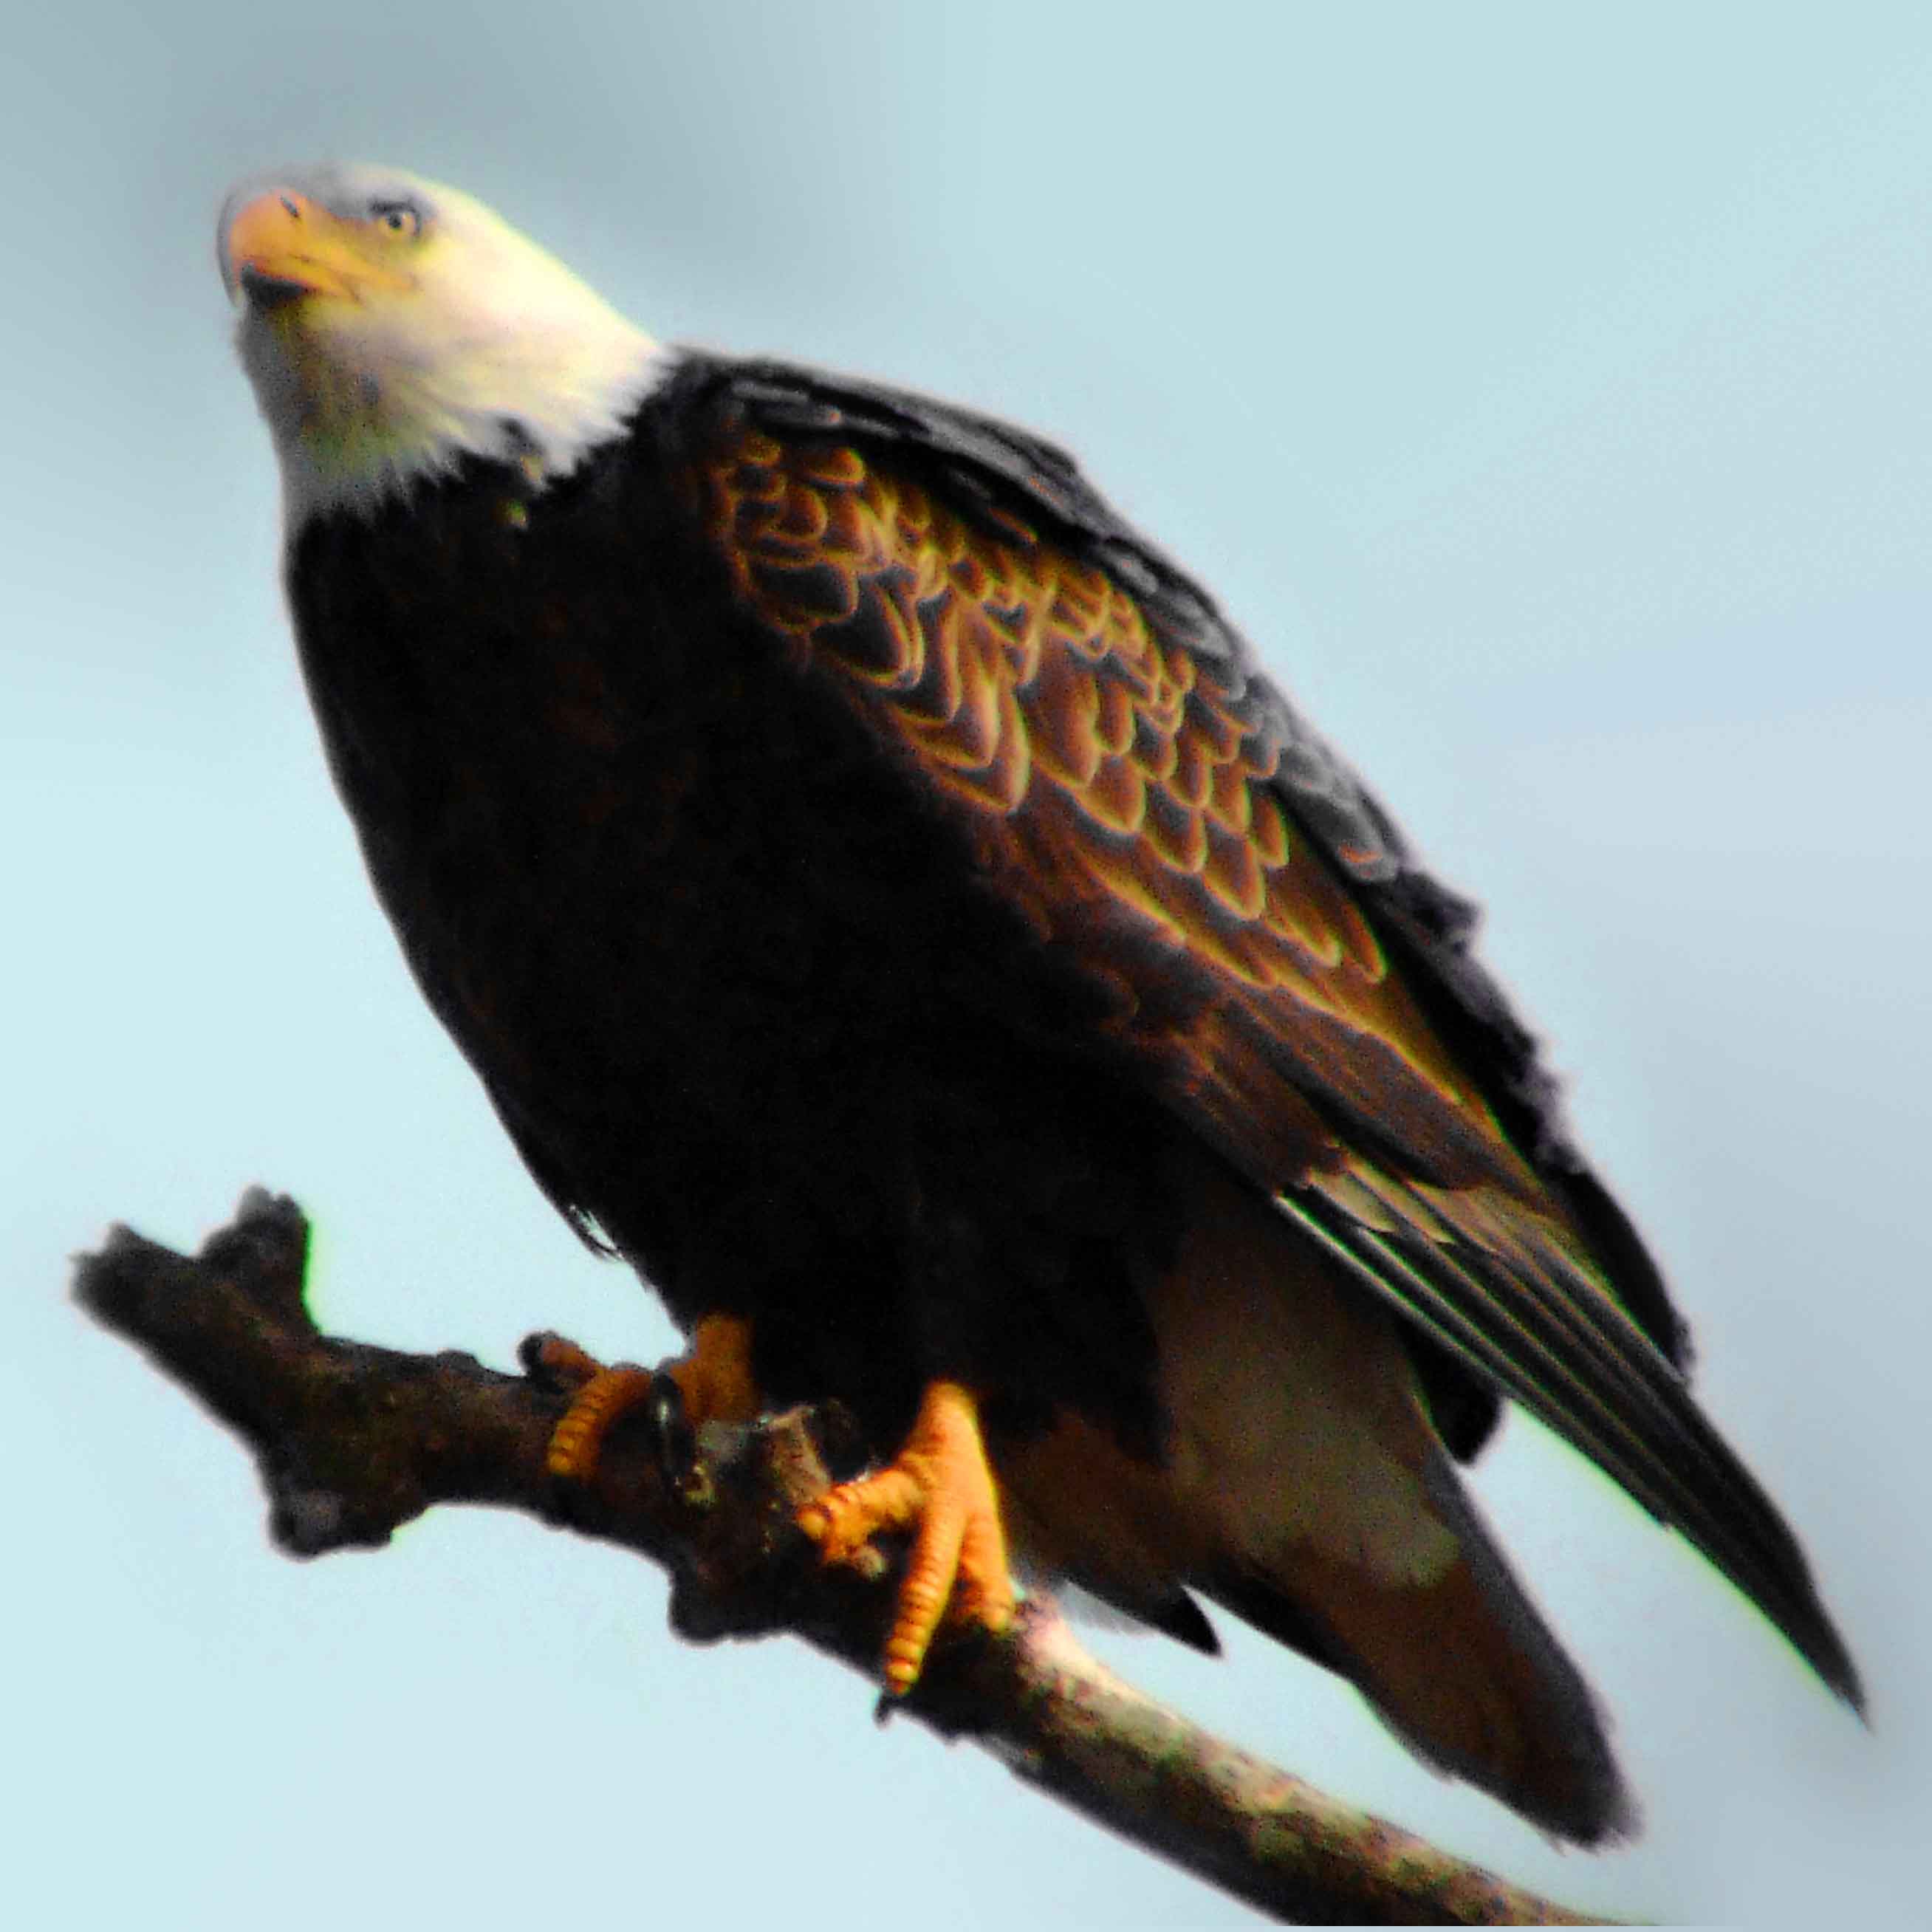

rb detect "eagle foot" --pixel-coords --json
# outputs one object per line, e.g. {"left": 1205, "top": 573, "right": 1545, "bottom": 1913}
{"left": 797, "top": 1379, "right": 1015, "bottom": 1696}
{"left": 530, "top": 1316, "right": 762, "bottom": 1500}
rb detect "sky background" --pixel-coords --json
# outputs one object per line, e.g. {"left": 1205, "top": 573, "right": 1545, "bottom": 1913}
{"left": 8, "top": 4, "right": 1929, "bottom": 1924}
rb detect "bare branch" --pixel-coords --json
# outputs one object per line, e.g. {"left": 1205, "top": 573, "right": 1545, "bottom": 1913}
{"left": 75, "top": 1188, "right": 1617, "bottom": 1926}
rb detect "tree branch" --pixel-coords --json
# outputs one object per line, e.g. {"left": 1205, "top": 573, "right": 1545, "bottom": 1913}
{"left": 75, "top": 1188, "right": 1614, "bottom": 1926}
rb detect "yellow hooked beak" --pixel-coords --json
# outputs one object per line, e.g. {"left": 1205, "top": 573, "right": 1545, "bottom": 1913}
{"left": 225, "top": 191, "right": 414, "bottom": 307}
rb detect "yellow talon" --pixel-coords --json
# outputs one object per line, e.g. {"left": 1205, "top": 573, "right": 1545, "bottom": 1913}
{"left": 541, "top": 1315, "right": 762, "bottom": 1484}
{"left": 798, "top": 1379, "right": 1015, "bottom": 1694}
{"left": 546, "top": 1363, "right": 656, "bottom": 1479}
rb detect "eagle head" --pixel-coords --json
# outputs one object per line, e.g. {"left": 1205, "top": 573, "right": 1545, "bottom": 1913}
{"left": 218, "top": 164, "right": 663, "bottom": 527}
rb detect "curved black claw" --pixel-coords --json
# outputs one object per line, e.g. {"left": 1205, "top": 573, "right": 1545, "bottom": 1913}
{"left": 527, "top": 1336, "right": 700, "bottom": 1515}
{"left": 518, "top": 1329, "right": 597, "bottom": 1393}
{"left": 645, "top": 1370, "right": 698, "bottom": 1493}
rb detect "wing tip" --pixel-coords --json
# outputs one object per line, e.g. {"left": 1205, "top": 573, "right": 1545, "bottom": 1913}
{"left": 1772, "top": 1585, "right": 1868, "bottom": 1720}
{"left": 1278, "top": 1176, "right": 1872, "bottom": 1718}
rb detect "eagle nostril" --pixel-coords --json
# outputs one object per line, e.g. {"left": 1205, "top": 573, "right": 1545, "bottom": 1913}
{"left": 280, "top": 194, "right": 301, "bottom": 219}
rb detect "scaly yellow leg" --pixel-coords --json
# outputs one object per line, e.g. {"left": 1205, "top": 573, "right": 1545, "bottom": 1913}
{"left": 541, "top": 1315, "right": 760, "bottom": 1482}
{"left": 797, "top": 1379, "right": 1015, "bottom": 1695}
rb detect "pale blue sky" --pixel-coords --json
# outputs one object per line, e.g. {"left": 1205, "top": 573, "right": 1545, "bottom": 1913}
{"left": 8, "top": 4, "right": 1928, "bottom": 1924}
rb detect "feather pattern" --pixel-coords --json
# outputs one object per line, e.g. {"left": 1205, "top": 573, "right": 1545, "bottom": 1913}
{"left": 667, "top": 353, "right": 1862, "bottom": 1710}
{"left": 229, "top": 156, "right": 1864, "bottom": 1842}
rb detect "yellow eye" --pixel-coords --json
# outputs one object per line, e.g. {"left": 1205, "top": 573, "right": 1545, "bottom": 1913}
{"left": 371, "top": 202, "right": 421, "bottom": 239}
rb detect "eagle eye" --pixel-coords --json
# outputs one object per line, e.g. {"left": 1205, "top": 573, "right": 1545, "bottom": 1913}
{"left": 371, "top": 200, "right": 422, "bottom": 239}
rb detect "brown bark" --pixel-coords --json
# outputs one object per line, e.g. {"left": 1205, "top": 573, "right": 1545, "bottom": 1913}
{"left": 75, "top": 1188, "right": 1618, "bottom": 1926}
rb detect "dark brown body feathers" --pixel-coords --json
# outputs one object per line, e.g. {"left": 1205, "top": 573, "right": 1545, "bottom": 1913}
{"left": 287, "top": 350, "right": 1859, "bottom": 1840}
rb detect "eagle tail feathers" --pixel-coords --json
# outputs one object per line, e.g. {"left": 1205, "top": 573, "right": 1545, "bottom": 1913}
{"left": 1204, "top": 1452, "right": 1636, "bottom": 1846}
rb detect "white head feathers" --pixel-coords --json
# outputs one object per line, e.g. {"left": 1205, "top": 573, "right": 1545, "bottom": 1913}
{"left": 219, "top": 164, "right": 668, "bottom": 527}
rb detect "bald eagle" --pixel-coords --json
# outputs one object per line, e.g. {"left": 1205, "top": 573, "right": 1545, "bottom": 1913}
{"left": 220, "top": 164, "right": 1861, "bottom": 1845}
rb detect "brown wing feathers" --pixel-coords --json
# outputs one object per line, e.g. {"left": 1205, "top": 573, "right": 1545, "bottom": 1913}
{"left": 683, "top": 362, "right": 1861, "bottom": 1713}
{"left": 700, "top": 415, "right": 1518, "bottom": 1191}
